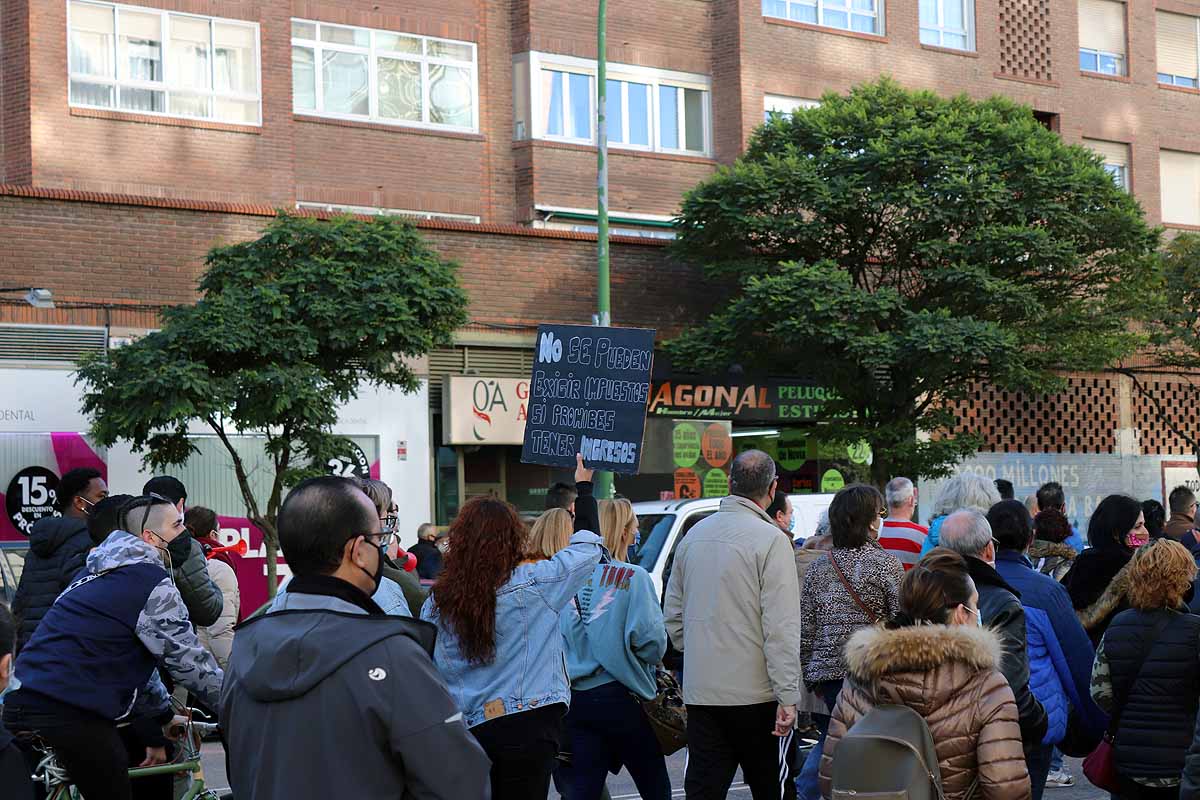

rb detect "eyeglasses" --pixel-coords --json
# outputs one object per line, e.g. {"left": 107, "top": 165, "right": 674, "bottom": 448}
{"left": 363, "top": 531, "right": 395, "bottom": 550}
{"left": 380, "top": 514, "right": 398, "bottom": 535}
{"left": 878, "top": 508, "right": 888, "bottom": 519}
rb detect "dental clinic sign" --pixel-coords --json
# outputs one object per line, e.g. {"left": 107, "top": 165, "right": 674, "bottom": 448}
{"left": 443, "top": 376, "right": 530, "bottom": 445}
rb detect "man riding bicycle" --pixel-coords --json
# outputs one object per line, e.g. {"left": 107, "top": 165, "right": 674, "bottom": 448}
{"left": 3, "top": 494, "right": 224, "bottom": 800}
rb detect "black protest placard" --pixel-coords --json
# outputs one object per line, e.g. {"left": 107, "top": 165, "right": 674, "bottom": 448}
{"left": 521, "top": 324, "right": 655, "bottom": 474}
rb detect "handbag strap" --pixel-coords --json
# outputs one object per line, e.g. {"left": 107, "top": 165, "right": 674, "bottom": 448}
{"left": 1108, "top": 612, "right": 1174, "bottom": 734}
{"left": 827, "top": 553, "right": 879, "bottom": 623}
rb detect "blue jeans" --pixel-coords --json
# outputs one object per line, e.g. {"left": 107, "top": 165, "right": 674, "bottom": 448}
{"left": 563, "top": 682, "right": 670, "bottom": 800}
{"left": 796, "top": 680, "right": 843, "bottom": 800}
{"left": 1049, "top": 747, "right": 1063, "bottom": 773}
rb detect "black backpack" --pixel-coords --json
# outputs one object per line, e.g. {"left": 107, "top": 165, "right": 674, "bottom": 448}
{"left": 829, "top": 698, "right": 945, "bottom": 800}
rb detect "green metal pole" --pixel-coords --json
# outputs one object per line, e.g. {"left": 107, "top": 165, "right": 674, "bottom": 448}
{"left": 594, "top": 0, "right": 614, "bottom": 500}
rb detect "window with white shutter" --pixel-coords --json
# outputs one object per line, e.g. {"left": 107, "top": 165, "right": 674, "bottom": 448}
{"left": 1160, "top": 150, "right": 1200, "bottom": 227}
{"left": 1157, "top": 12, "right": 1200, "bottom": 88}
{"left": 1083, "top": 138, "right": 1129, "bottom": 190}
{"left": 1078, "top": 0, "right": 1127, "bottom": 75}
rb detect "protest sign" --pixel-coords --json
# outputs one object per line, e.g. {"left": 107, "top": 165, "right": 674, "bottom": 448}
{"left": 521, "top": 324, "right": 655, "bottom": 474}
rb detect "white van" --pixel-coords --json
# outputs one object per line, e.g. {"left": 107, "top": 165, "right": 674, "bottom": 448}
{"left": 631, "top": 494, "right": 835, "bottom": 600}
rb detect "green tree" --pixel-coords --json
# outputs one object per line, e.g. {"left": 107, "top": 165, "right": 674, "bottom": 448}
{"left": 1120, "top": 233, "right": 1200, "bottom": 469}
{"left": 669, "top": 78, "right": 1160, "bottom": 486}
{"left": 76, "top": 213, "right": 468, "bottom": 593}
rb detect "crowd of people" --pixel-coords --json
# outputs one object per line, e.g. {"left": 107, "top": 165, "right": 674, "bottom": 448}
{"left": 8, "top": 455, "right": 1200, "bottom": 800}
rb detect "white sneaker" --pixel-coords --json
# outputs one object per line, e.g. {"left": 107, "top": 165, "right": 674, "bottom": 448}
{"left": 1044, "top": 770, "right": 1075, "bottom": 788}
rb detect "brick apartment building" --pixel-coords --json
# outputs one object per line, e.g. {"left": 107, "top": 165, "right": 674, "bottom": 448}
{"left": 1, "top": 0, "right": 1199, "bottom": 559}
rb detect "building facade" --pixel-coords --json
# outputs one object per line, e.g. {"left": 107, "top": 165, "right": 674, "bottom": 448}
{"left": 2, "top": 0, "right": 1200, "bottom": 582}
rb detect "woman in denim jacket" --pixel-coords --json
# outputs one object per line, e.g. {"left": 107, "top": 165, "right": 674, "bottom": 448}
{"left": 422, "top": 458, "right": 604, "bottom": 800}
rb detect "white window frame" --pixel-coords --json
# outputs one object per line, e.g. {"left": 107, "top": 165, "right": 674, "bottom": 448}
{"left": 296, "top": 202, "right": 481, "bottom": 224}
{"left": 540, "top": 68, "right": 594, "bottom": 145}
{"left": 66, "top": 0, "right": 262, "bottom": 125}
{"left": 764, "top": 94, "right": 820, "bottom": 122}
{"left": 291, "top": 19, "right": 479, "bottom": 134}
{"left": 1079, "top": 47, "right": 1126, "bottom": 75}
{"left": 527, "top": 52, "right": 712, "bottom": 157}
{"left": 605, "top": 77, "right": 655, "bottom": 151}
{"left": 1103, "top": 163, "right": 1128, "bottom": 190}
{"left": 762, "top": 0, "right": 885, "bottom": 36}
{"left": 919, "top": 0, "right": 975, "bottom": 50}
{"left": 1157, "top": 14, "right": 1200, "bottom": 87}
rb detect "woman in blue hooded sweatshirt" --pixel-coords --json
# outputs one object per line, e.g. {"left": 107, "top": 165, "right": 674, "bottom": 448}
{"left": 561, "top": 497, "right": 670, "bottom": 800}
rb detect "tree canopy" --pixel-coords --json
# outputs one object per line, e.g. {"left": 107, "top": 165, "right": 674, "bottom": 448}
{"left": 1122, "top": 232, "right": 1200, "bottom": 467}
{"left": 77, "top": 213, "right": 468, "bottom": 590}
{"left": 669, "top": 78, "right": 1161, "bottom": 484}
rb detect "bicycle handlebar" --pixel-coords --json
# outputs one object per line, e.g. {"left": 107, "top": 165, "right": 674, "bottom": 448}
{"left": 191, "top": 721, "right": 220, "bottom": 737}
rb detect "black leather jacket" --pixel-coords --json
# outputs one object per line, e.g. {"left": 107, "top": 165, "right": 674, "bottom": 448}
{"left": 966, "top": 556, "right": 1049, "bottom": 753}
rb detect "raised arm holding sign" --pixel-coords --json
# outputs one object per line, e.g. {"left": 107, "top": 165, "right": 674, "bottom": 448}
{"left": 521, "top": 324, "right": 655, "bottom": 475}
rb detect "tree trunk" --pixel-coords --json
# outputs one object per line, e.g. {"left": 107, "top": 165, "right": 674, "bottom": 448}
{"left": 262, "top": 521, "right": 281, "bottom": 598}
{"left": 869, "top": 449, "right": 890, "bottom": 492}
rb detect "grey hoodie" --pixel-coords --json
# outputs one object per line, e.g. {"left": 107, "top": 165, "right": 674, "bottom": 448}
{"left": 221, "top": 580, "right": 492, "bottom": 800}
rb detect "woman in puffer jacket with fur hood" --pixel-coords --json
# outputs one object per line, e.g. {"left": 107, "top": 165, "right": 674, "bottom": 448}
{"left": 820, "top": 549, "right": 1031, "bottom": 800}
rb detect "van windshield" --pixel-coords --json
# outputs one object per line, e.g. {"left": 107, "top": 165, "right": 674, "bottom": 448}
{"left": 630, "top": 514, "right": 675, "bottom": 570}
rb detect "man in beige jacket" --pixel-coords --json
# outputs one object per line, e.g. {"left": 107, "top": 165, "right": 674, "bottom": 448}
{"left": 664, "top": 449, "right": 802, "bottom": 800}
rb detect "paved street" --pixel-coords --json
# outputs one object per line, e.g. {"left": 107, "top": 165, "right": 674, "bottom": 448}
{"left": 201, "top": 743, "right": 1105, "bottom": 798}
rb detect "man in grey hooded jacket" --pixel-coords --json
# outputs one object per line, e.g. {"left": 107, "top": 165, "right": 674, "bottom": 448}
{"left": 221, "top": 476, "right": 491, "bottom": 800}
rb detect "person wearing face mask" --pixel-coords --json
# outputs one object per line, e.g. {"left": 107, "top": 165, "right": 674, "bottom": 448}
{"left": 11, "top": 467, "right": 108, "bottom": 653}
{"left": 766, "top": 490, "right": 796, "bottom": 540}
{"left": 268, "top": 480, "right": 415, "bottom": 617}
{"left": 1063, "top": 495, "right": 1151, "bottom": 647}
{"left": 939, "top": 509, "right": 1048, "bottom": 763}
{"left": 2, "top": 494, "right": 223, "bottom": 800}
{"left": 142, "top": 476, "right": 223, "bottom": 628}
{"left": 222, "top": 476, "right": 490, "bottom": 799}
{"left": 797, "top": 484, "right": 904, "bottom": 800}
{"left": 989, "top": 501, "right": 1106, "bottom": 800}
{"left": 357, "top": 478, "right": 427, "bottom": 612}
{"left": 819, "top": 549, "right": 1032, "bottom": 800}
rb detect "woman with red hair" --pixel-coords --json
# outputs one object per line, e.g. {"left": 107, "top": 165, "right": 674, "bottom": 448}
{"left": 421, "top": 458, "right": 604, "bottom": 800}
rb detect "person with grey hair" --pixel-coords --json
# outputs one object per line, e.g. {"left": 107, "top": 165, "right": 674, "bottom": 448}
{"left": 879, "top": 476, "right": 928, "bottom": 571}
{"left": 918, "top": 473, "right": 1003, "bottom": 557}
{"left": 409, "top": 522, "right": 445, "bottom": 581}
{"left": 939, "top": 510, "right": 1048, "bottom": 768}
{"left": 664, "top": 449, "right": 802, "bottom": 799}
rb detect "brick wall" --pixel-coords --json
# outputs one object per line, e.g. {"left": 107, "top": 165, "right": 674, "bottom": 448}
{"left": 734, "top": 0, "right": 1200, "bottom": 225}
{"left": 10, "top": 0, "right": 1200, "bottom": 227}
{"left": 0, "top": 192, "right": 725, "bottom": 338}
{"left": 2, "top": 0, "right": 32, "bottom": 183}
{"left": 520, "top": 141, "right": 714, "bottom": 218}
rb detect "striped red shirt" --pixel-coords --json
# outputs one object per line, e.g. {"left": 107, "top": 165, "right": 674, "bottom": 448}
{"left": 879, "top": 519, "right": 929, "bottom": 571}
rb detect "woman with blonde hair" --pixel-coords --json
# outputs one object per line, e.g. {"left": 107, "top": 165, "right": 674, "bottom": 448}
{"left": 559, "top": 496, "right": 670, "bottom": 799}
{"left": 598, "top": 498, "right": 639, "bottom": 560}
{"left": 1090, "top": 538, "right": 1200, "bottom": 799}
{"left": 528, "top": 509, "right": 574, "bottom": 560}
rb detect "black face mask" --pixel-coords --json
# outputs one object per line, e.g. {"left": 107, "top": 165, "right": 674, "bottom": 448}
{"left": 355, "top": 538, "right": 385, "bottom": 595}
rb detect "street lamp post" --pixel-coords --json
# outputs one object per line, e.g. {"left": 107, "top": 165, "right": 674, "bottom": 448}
{"left": 0, "top": 287, "right": 54, "bottom": 309}
{"left": 594, "top": 0, "right": 613, "bottom": 500}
